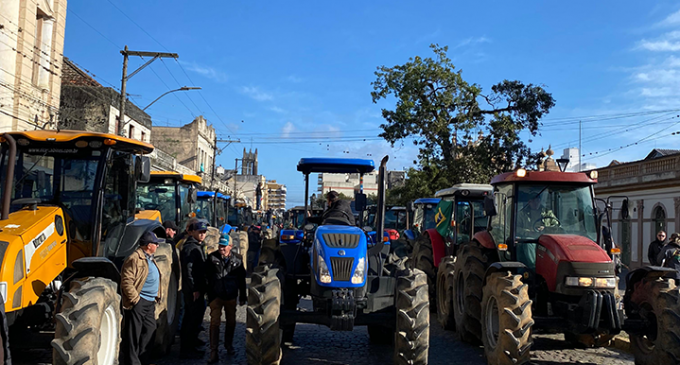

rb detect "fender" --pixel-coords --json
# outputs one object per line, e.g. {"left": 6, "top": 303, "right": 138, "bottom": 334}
{"left": 424, "top": 228, "right": 445, "bottom": 269}
{"left": 624, "top": 266, "right": 676, "bottom": 303}
{"left": 69, "top": 257, "right": 121, "bottom": 286}
{"left": 474, "top": 231, "right": 495, "bottom": 250}
{"left": 483, "top": 261, "right": 527, "bottom": 285}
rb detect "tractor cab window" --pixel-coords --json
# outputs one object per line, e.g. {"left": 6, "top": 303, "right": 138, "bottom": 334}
{"left": 100, "top": 152, "right": 135, "bottom": 256}
{"left": 422, "top": 204, "right": 437, "bottom": 231}
{"left": 453, "top": 199, "right": 486, "bottom": 244}
{"left": 196, "top": 197, "right": 214, "bottom": 224}
{"left": 178, "top": 183, "right": 191, "bottom": 229}
{"left": 216, "top": 198, "right": 226, "bottom": 226}
{"left": 384, "top": 209, "right": 407, "bottom": 230}
{"left": 515, "top": 184, "right": 597, "bottom": 243}
{"left": 136, "top": 179, "right": 176, "bottom": 223}
{"left": 489, "top": 184, "right": 513, "bottom": 251}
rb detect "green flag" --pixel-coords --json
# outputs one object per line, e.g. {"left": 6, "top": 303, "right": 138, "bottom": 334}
{"left": 434, "top": 200, "right": 454, "bottom": 238}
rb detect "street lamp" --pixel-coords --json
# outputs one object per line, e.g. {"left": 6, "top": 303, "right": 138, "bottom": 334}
{"left": 142, "top": 86, "right": 201, "bottom": 111}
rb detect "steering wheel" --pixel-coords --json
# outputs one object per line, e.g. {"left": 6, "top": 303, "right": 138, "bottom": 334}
{"left": 533, "top": 217, "right": 560, "bottom": 232}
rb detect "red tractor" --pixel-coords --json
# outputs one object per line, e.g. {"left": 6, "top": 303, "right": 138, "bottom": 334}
{"left": 436, "top": 168, "right": 680, "bottom": 365}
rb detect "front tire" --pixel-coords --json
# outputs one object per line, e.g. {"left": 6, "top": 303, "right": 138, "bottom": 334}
{"left": 410, "top": 234, "right": 436, "bottom": 311}
{"left": 452, "top": 244, "right": 487, "bottom": 343}
{"left": 627, "top": 277, "right": 680, "bottom": 365}
{"left": 246, "top": 265, "right": 282, "bottom": 365}
{"left": 394, "top": 268, "right": 429, "bottom": 365}
{"left": 52, "top": 277, "right": 122, "bottom": 365}
{"left": 436, "top": 256, "right": 456, "bottom": 330}
{"left": 481, "top": 272, "right": 533, "bottom": 365}
{"left": 153, "top": 242, "right": 181, "bottom": 355}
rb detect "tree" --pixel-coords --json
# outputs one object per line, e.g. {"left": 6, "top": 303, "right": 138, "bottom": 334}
{"left": 372, "top": 44, "right": 555, "bottom": 200}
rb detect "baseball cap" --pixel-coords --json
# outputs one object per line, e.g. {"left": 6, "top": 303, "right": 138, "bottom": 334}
{"left": 163, "top": 221, "right": 179, "bottom": 231}
{"left": 191, "top": 221, "right": 208, "bottom": 232}
{"left": 140, "top": 231, "right": 164, "bottom": 245}
{"left": 218, "top": 235, "right": 231, "bottom": 246}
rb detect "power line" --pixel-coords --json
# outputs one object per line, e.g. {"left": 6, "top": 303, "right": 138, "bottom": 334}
{"left": 67, "top": 9, "right": 121, "bottom": 49}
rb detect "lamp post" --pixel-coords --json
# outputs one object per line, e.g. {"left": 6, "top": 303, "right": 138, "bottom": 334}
{"left": 142, "top": 86, "right": 201, "bottom": 111}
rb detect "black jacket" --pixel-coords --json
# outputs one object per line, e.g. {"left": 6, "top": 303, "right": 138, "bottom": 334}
{"left": 206, "top": 251, "right": 247, "bottom": 302}
{"left": 309, "top": 200, "right": 355, "bottom": 226}
{"left": 648, "top": 239, "right": 666, "bottom": 266}
{"left": 180, "top": 236, "right": 207, "bottom": 293}
{"left": 658, "top": 242, "right": 680, "bottom": 280}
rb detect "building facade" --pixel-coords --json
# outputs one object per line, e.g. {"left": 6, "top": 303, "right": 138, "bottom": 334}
{"left": 266, "top": 180, "right": 287, "bottom": 210}
{"left": 594, "top": 149, "right": 680, "bottom": 269}
{"left": 151, "top": 116, "right": 216, "bottom": 178}
{"left": 0, "top": 0, "right": 67, "bottom": 132}
{"left": 60, "top": 58, "right": 151, "bottom": 142}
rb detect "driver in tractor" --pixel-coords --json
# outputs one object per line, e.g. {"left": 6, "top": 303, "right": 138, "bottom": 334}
{"left": 517, "top": 193, "right": 559, "bottom": 238}
{"left": 308, "top": 190, "right": 355, "bottom": 226}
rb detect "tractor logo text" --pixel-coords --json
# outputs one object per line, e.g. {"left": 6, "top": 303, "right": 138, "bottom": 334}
{"left": 32, "top": 233, "right": 47, "bottom": 248}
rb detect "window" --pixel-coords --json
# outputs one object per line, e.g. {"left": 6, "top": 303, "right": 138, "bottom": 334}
{"left": 489, "top": 184, "right": 513, "bottom": 248}
{"left": 140, "top": 131, "right": 146, "bottom": 142}
{"left": 128, "top": 125, "right": 135, "bottom": 139}
{"left": 653, "top": 206, "right": 666, "bottom": 236}
{"left": 620, "top": 210, "right": 631, "bottom": 266}
{"left": 32, "top": 13, "right": 45, "bottom": 85}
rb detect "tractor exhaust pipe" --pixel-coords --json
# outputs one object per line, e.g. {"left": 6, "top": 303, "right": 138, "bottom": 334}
{"left": 368, "top": 156, "right": 388, "bottom": 261}
{"left": 1, "top": 134, "right": 16, "bottom": 221}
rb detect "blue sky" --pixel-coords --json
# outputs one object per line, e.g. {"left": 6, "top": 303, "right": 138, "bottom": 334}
{"left": 64, "top": 1, "right": 680, "bottom": 207}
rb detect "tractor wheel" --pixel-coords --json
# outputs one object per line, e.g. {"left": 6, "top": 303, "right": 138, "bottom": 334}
{"left": 627, "top": 277, "right": 680, "bottom": 365}
{"left": 153, "top": 242, "right": 181, "bottom": 355}
{"left": 452, "top": 244, "right": 488, "bottom": 343}
{"left": 394, "top": 268, "right": 429, "bottom": 365}
{"left": 410, "top": 234, "right": 436, "bottom": 311}
{"left": 246, "top": 265, "right": 282, "bottom": 365}
{"left": 204, "top": 226, "right": 221, "bottom": 255}
{"left": 52, "top": 277, "right": 121, "bottom": 365}
{"left": 368, "top": 325, "right": 393, "bottom": 344}
{"left": 481, "top": 272, "right": 533, "bottom": 365}
{"left": 436, "top": 255, "right": 456, "bottom": 330}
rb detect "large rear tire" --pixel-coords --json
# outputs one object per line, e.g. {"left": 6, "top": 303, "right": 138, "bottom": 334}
{"left": 52, "top": 277, "right": 122, "bottom": 365}
{"left": 394, "top": 268, "right": 429, "bottom": 365}
{"left": 153, "top": 242, "right": 181, "bottom": 355}
{"left": 246, "top": 265, "right": 282, "bottom": 365}
{"left": 627, "top": 277, "right": 680, "bottom": 365}
{"left": 410, "top": 234, "right": 436, "bottom": 311}
{"left": 436, "top": 255, "right": 456, "bottom": 330}
{"left": 452, "top": 244, "right": 487, "bottom": 343}
{"left": 481, "top": 272, "right": 533, "bottom": 365}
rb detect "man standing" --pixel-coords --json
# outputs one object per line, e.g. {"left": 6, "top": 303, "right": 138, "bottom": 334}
{"left": 658, "top": 233, "right": 680, "bottom": 281}
{"left": 180, "top": 220, "right": 209, "bottom": 359}
{"left": 120, "top": 231, "right": 164, "bottom": 365}
{"left": 206, "top": 235, "right": 247, "bottom": 363}
{"left": 163, "top": 220, "right": 179, "bottom": 240}
{"left": 247, "top": 225, "right": 262, "bottom": 274}
{"left": 649, "top": 230, "right": 667, "bottom": 266}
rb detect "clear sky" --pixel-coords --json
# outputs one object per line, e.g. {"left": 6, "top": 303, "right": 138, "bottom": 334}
{"left": 63, "top": 1, "right": 680, "bottom": 207}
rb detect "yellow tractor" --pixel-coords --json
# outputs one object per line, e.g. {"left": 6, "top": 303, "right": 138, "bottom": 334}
{"left": 0, "top": 130, "right": 178, "bottom": 364}
{"left": 135, "top": 171, "right": 201, "bottom": 230}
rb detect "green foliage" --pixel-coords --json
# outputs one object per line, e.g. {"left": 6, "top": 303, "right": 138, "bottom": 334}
{"left": 372, "top": 44, "right": 555, "bottom": 200}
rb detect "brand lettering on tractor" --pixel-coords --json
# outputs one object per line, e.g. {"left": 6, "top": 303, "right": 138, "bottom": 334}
{"left": 32, "top": 233, "right": 47, "bottom": 248}
{"left": 24, "top": 223, "right": 56, "bottom": 274}
{"left": 39, "top": 241, "right": 57, "bottom": 259}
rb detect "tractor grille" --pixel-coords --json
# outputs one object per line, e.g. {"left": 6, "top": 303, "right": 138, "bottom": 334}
{"left": 330, "top": 257, "right": 354, "bottom": 282}
{"left": 323, "top": 233, "right": 360, "bottom": 249}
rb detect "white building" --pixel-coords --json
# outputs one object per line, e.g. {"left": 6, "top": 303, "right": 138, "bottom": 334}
{"left": 594, "top": 149, "right": 680, "bottom": 269}
{"left": 317, "top": 171, "right": 379, "bottom": 197}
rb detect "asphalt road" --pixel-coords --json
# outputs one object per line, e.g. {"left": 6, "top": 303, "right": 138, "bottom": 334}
{"left": 11, "top": 296, "right": 634, "bottom": 365}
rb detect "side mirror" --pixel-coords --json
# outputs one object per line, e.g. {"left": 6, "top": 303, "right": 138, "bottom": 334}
{"left": 135, "top": 156, "right": 151, "bottom": 183}
{"left": 484, "top": 195, "right": 497, "bottom": 217}
{"left": 363, "top": 226, "right": 374, "bottom": 233}
{"left": 621, "top": 199, "right": 630, "bottom": 220}
{"left": 187, "top": 186, "right": 197, "bottom": 204}
{"left": 355, "top": 193, "right": 367, "bottom": 212}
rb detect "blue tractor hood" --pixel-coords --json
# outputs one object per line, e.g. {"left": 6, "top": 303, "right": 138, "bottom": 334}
{"left": 312, "top": 225, "right": 367, "bottom": 288}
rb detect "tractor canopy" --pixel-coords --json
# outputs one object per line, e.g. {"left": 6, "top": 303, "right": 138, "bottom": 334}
{"left": 297, "top": 158, "right": 375, "bottom": 174}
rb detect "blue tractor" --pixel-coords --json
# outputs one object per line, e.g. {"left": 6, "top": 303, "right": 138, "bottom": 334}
{"left": 246, "top": 156, "right": 430, "bottom": 365}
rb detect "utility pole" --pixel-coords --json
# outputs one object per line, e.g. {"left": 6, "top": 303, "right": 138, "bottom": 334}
{"left": 212, "top": 137, "right": 240, "bottom": 189}
{"left": 118, "top": 46, "right": 179, "bottom": 136}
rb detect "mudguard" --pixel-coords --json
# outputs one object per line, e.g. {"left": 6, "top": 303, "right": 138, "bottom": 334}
{"left": 424, "top": 228, "right": 445, "bottom": 269}
{"left": 483, "top": 261, "right": 527, "bottom": 285}
{"left": 114, "top": 218, "right": 164, "bottom": 262}
{"left": 474, "top": 231, "right": 495, "bottom": 250}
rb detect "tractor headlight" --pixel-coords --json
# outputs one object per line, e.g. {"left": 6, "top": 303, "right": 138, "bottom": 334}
{"left": 594, "top": 278, "right": 617, "bottom": 289}
{"left": 0, "top": 282, "right": 6, "bottom": 304}
{"left": 351, "top": 258, "right": 365, "bottom": 284}
{"left": 565, "top": 276, "right": 593, "bottom": 287}
{"left": 318, "top": 255, "right": 332, "bottom": 284}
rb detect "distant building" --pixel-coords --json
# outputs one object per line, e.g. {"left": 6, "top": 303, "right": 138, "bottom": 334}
{"left": 266, "top": 180, "right": 287, "bottom": 210}
{"left": 594, "top": 148, "right": 680, "bottom": 269}
{"left": 560, "top": 147, "right": 581, "bottom": 172}
{"left": 0, "top": 0, "right": 68, "bottom": 132}
{"left": 317, "top": 170, "right": 406, "bottom": 197}
{"left": 151, "top": 116, "right": 216, "bottom": 178}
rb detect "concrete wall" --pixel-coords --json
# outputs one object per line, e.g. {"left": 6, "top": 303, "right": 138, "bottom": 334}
{"left": 152, "top": 116, "right": 215, "bottom": 177}
{"left": 0, "top": 0, "right": 67, "bottom": 132}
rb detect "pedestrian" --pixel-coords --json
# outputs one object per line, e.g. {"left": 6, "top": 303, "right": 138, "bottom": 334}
{"left": 163, "top": 220, "right": 179, "bottom": 240}
{"left": 247, "top": 225, "right": 262, "bottom": 274}
{"left": 176, "top": 217, "right": 200, "bottom": 250}
{"left": 648, "top": 230, "right": 667, "bottom": 266}
{"left": 120, "top": 231, "right": 164, "bottom": 365}
{"left": 658, "top": 233, "right": 680, "bottom": 282}
{"left": 206, "top": 235, "right": 247, "bottom": 363}
{"left": 179, "top": 220, "right": 209, "bottom": 359}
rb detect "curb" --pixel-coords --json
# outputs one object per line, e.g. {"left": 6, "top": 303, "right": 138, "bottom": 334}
{"left": 611, "top": 334, "right": 631, "bottom": 353}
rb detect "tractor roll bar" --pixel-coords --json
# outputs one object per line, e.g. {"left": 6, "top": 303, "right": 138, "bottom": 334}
{"left": 1, "top": 134, "right": 16, "bottom": 221}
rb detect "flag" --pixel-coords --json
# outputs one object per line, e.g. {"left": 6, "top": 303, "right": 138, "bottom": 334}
{"left": 434, "top": 200, "right": 454, "bottom": 238}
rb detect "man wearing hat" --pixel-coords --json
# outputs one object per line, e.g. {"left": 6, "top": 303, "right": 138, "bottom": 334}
{"left": 179, "top": 220, "right": 209, "bottom": 359}
{"left": 206, "top": 234, "right": 247, "bottom": 362}
{"left": 308, "top": 190, "right": 355, "bottom": 226}
{"left": 163, "top": 220, "right": 179, "bottom": 240}
{"left": 120, "top": 231, "right": 164, "bottom": 365}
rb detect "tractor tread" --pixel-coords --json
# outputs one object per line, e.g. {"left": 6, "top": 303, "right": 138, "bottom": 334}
{"left": 394, "top": 268, "right": 430, "bottom": 365}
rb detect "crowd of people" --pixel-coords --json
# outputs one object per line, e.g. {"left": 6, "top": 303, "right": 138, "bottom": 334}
{"left": 119, "top": 219, "right": 248, "bottom": 365}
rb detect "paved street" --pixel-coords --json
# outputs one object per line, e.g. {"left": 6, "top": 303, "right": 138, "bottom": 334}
{"left": 11, "top": 296, "right": 633, "bottom": 365}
